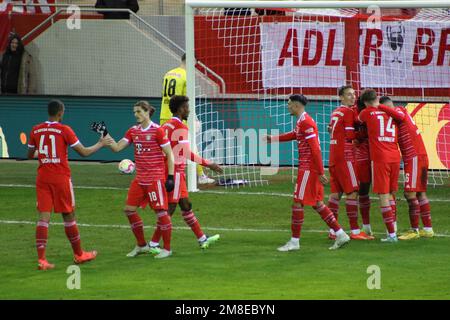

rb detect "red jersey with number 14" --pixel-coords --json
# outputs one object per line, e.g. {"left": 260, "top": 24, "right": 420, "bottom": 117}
{"left": 378, "top": 105, "right": 427, "bottom": 160}
{"left": 358, "top": 106, "right": 400, "bottom": 163}
{"left": 28, "top": 121, "right": 79, "bottom": 182}
{"left": 123, "top": 122, "right": 170, "bottom": 185}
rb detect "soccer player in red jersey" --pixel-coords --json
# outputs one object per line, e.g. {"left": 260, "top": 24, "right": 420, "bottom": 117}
{"left": 105, "top": 101, "right": 175, "bottom": 259}
{"left": 149, "top": 95, "right": 223, "bottom": 251}
{"left": 358, "top": 90, "right": 400, "bottom": 242}
{"left": 27, "top": 100, "right": 108, "bottom": 270}
{"left": 266, "top": 95, "right": 350, "bottom": 251}
{"left": 354, "top": 97, "right": 373, "bottom": 236}
{"left": 327, "top": 86, "right": 374, "bottom": 240}
{"left": 378, "top": 96, "right": 434, "bottom": 239}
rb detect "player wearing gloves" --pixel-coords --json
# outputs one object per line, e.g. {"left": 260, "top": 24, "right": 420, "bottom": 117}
{"left": 96, "top": 101, "right": 175, "bottom": 259}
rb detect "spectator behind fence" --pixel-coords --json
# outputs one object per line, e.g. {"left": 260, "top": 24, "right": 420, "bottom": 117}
{"left": 0, "top": 33, "right": 35, "bottom": 95}
{"left": 95, "top": 0, "right": 139, "bottom": 19}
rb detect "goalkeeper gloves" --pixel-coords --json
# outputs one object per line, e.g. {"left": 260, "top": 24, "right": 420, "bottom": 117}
{"left": 165, "top": 175, "right": 175, "bottom": 192}
{"left": 90, "top": 121, "right": 109, "bottom": 137}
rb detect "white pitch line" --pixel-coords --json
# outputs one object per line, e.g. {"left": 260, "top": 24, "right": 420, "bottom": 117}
{"left": 1, "top": 183, "right": 450, "bottom": 202}
{"left": 1, "top": 219, "right": 449, "bottom": 238}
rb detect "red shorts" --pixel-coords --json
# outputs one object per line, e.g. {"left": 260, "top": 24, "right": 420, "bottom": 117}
{"left": 404, "top": 155, "right": 428, "bottom": 192}
{"left": 371, "top": 161, "right": 400, "bottom": 194}
{"left": 127, "top": 179, "right": 168, "bottom": 211}
{"left": 356, "top": 160, "right": 372, "bottom": 184}
{"left": 36, "top": 177, "right": 75, "bottom": 213}
{"left": 294, "top": 170, "right": 324, "bottom": 206}
{"left": 168, "top": 172, "right": 189, "bottom": 203}
{"left": 329, "top": 162, "right": 359, "bottom": 194}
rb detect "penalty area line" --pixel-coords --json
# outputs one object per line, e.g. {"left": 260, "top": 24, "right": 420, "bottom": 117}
{"left": 0, "top": 220, "right": 449, "bottom": 238}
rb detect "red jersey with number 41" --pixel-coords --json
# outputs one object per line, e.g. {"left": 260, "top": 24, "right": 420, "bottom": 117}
{"left": 123, "top": 122, "right": 170, "bottom": 185}
{"left": 358, "top": 106, "right": 400, "bottom": 163}
{"left": 28, "top": 121, "right": 79, "bottom": 182}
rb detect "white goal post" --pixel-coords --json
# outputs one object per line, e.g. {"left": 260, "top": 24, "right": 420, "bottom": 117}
{"left": 185, "top": 0, "right": 450, "bottom": 192}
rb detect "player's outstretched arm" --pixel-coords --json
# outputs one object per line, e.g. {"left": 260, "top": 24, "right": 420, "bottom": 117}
{"left": 263, "top": 131, "right": 296, "bottom": 143}
{"left": 378, "top": 104, "right": 405, "bottom": 122}
{"left": 182, "top": 142, "right": 224, "bottom": 174}
{"left": 105, "top": 134, "right": 129, "bottom": 153}
{"left": 72, "top": 137, "right": 109, "bottom": 157}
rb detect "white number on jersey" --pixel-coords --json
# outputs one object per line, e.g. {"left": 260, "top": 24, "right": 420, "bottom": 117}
{"left": 376, "top": 116, "right": 395, "bottom": 137}
{"left": 39, "top": 135, "right": 57, "bottom": 157}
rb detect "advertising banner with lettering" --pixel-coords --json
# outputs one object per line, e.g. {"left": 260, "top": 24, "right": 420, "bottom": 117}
{"left": 260, "top": 22, "right": 347, "bottom": 89}
{"left": 360, "top": 21, "right": 450, "bottom": 88}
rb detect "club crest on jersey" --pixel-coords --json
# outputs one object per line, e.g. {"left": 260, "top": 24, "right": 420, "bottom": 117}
{"left": 146, "top": 135, "right": 152, "bottom": 141}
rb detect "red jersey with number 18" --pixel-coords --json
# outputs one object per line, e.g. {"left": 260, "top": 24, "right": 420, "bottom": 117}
{"left": 358, "top": 106, "right": 400, "bottom": 163}
{"left": 28, "top": 121, "right": 79, "bottom": 182}
{"left": 123, "top": 122, "right": 170, "bottom": 185}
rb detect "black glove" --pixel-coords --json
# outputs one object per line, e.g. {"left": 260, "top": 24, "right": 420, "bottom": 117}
{"left": 90, "top": 121, "right": 109, "bottom": 137}
{"left": 165, "top": 175, "right": 174, "bottom": 192}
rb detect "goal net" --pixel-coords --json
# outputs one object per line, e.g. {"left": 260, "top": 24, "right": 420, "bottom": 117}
{"left": 187, "top": 1, "right": 450, "bottom": 190}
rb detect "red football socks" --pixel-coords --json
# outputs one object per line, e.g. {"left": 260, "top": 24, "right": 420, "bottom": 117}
{"left": 36, "top": 220, "right": 49, "bottom": 260}
{"left": 125, "top": 210, "right": 147, "bottom": 247}
{"left": 291, "top": 206, "right": 304, "bottom": 238}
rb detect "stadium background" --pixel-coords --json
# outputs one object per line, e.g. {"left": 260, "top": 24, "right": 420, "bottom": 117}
{"left": 0, "top": 1, "right": 449, "bottom": 171}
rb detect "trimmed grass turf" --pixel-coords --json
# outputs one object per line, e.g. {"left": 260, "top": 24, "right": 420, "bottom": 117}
{"left": 0, "top": 161, "right": 449, "bottom": 299}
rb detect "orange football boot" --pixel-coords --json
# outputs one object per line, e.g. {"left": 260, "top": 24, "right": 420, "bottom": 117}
{"left": 350, "top": 231, "right": 375, "bottom": 240}
{"left": 38, "top": 259, "right": 55, "bottom": 270}
{"left": 74, "top": 250, "right": 97, "bottom": 264}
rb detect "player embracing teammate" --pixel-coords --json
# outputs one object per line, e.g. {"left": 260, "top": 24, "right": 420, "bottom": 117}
{"left": 378, "top": 97, "right": 434, "bottom": 239}
{"left": 327, "top": 85, "right": 374, "bottom": 241}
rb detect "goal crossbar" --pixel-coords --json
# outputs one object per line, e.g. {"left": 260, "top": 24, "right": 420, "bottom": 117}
{"left": 186, "top": 1, "right": 450, "bottom": 9}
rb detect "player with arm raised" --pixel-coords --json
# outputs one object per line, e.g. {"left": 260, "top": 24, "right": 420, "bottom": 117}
{"left": 327, "top": 85, "right": 374, "bottom": 241}
{"left": 103, "top": 101, "right": 175, "bottom": 259}
{"left": 160, "top": 53, "right": 214, "bottom": 185}
{"left": 28, "top": 100, "right": 108, "bottom": 270}
{"left": 358, "top": 90, "right": 400, "bottom": 243}
{"left": 149, "top": 95, "right": 223, "bottom": 252}
{"left": 378, "top": 96, "right": 434, "bottom": 239}
{"left": 266, "top": 95, "right": 350, "bottom": 251}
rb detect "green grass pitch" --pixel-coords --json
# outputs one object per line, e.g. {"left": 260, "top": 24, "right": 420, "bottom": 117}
{"left": 0, "top": 161, "right": 449, "bottom": 299}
